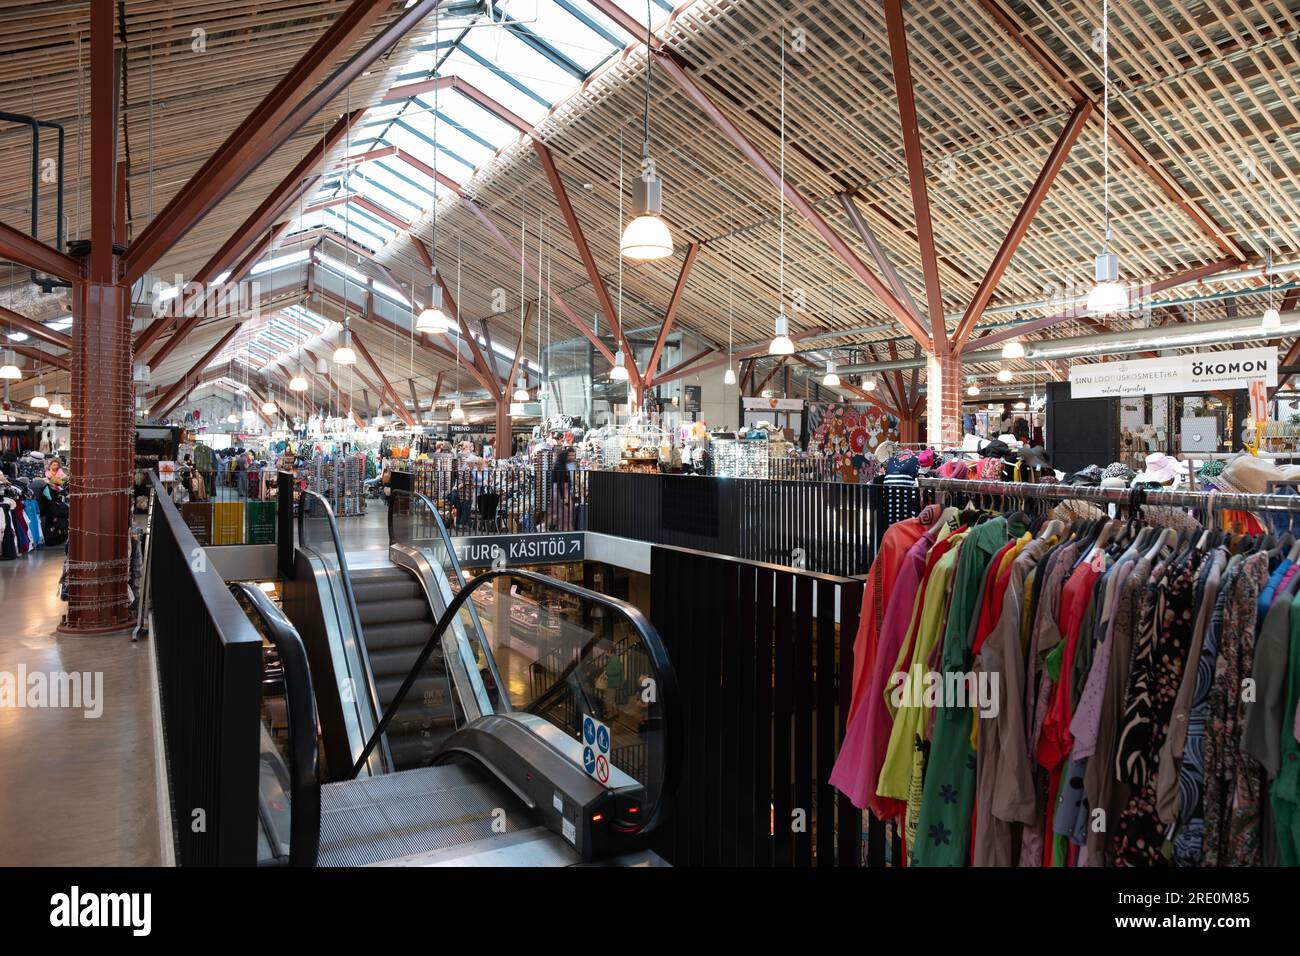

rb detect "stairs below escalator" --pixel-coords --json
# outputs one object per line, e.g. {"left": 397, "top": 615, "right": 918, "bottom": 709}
{"left": 349, "top": 565, "right": 457, "bottom": 770}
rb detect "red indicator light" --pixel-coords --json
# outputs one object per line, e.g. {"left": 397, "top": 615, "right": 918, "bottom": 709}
{"left": 627, "top": 806, "right": 639, "bottom": 814}
{"left": 591, "top": 813, "right": 604, "bottom": 823}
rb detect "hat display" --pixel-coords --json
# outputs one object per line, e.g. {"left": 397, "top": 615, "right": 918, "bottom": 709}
{"left": 1102, "top": 461, "right": 1137, "bottom": 482}
{"left": 1132, "top": 452, "right": 1186, "bottom": 487}
{"left": 1019, "top": 446, "right": 1051, "bottom": 471}
{"left": 1068, "top": 464, "right": 1103, "bottom": 486}
{"left": 979, "top": 439, "right": 1012, "bottom": 459}
{"left": 1100, "top": 475, "right": 1128, "bottom": 489}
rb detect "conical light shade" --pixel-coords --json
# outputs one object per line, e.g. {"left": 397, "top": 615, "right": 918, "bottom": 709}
{"left": 289, "top": 368, "right": 309, "bottom": 391}
{"left": 0, "top": 350, "right": 21, "bottom": 380}
{"left": 1087, "top": 250, "right": 1128, "bottom": 315}
{"left": 450, "top": 402, "right": 465, "bottom": 421}
{"left": 996, "top": 367, "right": 1014, "bottom": 383}
{"left": 30, "top": 384, "right": 48, "bottom": 409}
{"left": 1001, "top": 338, "right": 1025, "bottom": 359}
{"left": 620, "top": 214, "right": 673, "bottom": 260}
{"left": 1262, "top": 307, "right": 1282, "bottom": 331}
{"left": 860, "top": 375, "right": 876, "bottom": 392}
{"left": 416, "top": 283, "right": 453, "bottom": 333}
{"left": 48, "top": 395, "right": 65, "bottom": 416}
{"left": 769, "top": 310, "right": 795, "bottom": 355}
{"left": 967, "top": 384, "right": 980, "bottom": 397}
{"left": 609, "top": 350, "right": 630, "bottom": 381}
{"left": 333, "top": 327, "right": 356, "bottom": 365}
{"left": 513, "top": 377, "right": 530, "bottom": 402}
{"left": 822, "top": 359, "right": 840, "bottom": 388}
{"left": 261, "top": 400, "right": 279, "bottom": 415}
{"left": 60, "top": 407, "right": 71, "bottom": 419}
{"left": 723, "top": 367, "right": 736, "bottom": 386}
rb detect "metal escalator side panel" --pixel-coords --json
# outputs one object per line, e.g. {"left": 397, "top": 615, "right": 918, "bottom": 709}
{"left": 284, "top": 550, "right": 387, "bottom": 779}
{"left": 389, "top": 542, "right": 498, "bottom": 722}
{"left": 433, "top": 713, "right": 647, "bottom": 863}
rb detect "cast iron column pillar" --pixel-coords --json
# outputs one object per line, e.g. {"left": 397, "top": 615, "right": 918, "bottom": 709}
{"left": 60, "top": 262, "right": 134, "bottom": 633}
{"left": 926, "top": 351, "right": 962, "bottom": 450}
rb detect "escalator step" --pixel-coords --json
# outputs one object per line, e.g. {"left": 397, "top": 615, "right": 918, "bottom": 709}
{"left": 369, "top": 645, "right": 439, "bottom": 680}
{"left": 351, "top": 579, "right": 422, "bottom": 603}
{"left": 376, "top": 672, "right": 450, "bottom": 707}
{"left": 357, "top": 598, "right": 429, "bottom": 626}
{"left": 361, "top": 620, "right": 435, "bottom": 652}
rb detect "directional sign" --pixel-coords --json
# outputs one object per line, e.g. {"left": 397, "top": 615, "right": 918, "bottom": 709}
{"left": 450, "top": 532, "right": 584, "bottom": 568}
{"left": 582, "top": 713, "right": 612, "bottom": 787}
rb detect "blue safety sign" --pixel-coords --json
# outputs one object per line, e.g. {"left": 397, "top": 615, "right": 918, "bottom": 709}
{"left": 583, "top": 714, "right": 597, "bottom": 746}
{"left": 582, "top": 713, "right": 612, "bottom": 787}
{"left": 583, "top": 746, "right": 597, "bottom": 774}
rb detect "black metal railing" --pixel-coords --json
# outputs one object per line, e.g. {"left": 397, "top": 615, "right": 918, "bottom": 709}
{"left": 587, "top": 471, "right": 878, "bottom": 576}
{"left": 401, "top": 462, "right": 588, "bottom": 533}
{"left": 648, "top": 544, "right": 864, "bottom": 866}
{"left": 147, "top": 473, "right": 262, "bottom": 866}
{"left": 230, "top": 582, "right": 321, "bottom": 867}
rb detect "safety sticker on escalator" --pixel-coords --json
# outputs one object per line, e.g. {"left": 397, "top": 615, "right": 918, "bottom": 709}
{"left": 582, "top": 713, "right": 612, "bottom": 786}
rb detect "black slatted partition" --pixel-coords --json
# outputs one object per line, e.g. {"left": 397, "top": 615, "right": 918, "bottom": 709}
{"left": 649, "top": 545, "right": 864, "bottom": 866}
{"left": 147, "top": 474, "right": 262, "bottom": 865}
{"left": 588, "top": 471, "right": 877, "bottom": 576}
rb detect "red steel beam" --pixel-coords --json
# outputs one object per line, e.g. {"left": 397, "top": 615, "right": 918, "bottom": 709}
{"left": 838, "top": 193, "right": 924, "bottom": 322}
{"left": 965, "top": 256, "right": 1240, "bottom": 352}
{"left": 952, "top": 101, "right": 1092, "bottom": 349}
{"left": 644, "top": 242, "right": 699, "bottom": 385}
{"left": 652, "top": 53, "right": 932, "bottom": 351}
{"left": 653, "top": 328, "right": 825, "bottom": 386}
{"left": 973, "top": 0, "right": 1243, "bottom": 262}
{"left": 12, "top": 344, "right": 69, "bottom": 372}
{"left": 533, "top": 141, "right": 642, "bottom": 389}
{"left": 303, "top": 193, "right": 359, "bottom": 215}
{"left": 0, "top": 221, "right": 80, "bottom": 282}
{"left": 504, "top": 302, "right": 535, "bottom": 392}
{"left": 411, "top": 376, "right": 430, "bottom": 424}
{"left": 794, "top": 353, "right": 900, "bottom": 417}
{"left": 392, "top": 148, "right": 469, "bottom": 197}
{"left": 653, "top": 346, "right": 716, "bottom": 385}
{"left": 883, "top": 0, "right": 948, "bottom": 356}
{"left": 384, "top": 76, "right": 533, "bottom": 136}
{"left": 123, "top": 0, "right": 440, "bottom": 285}
{"left": 0, "top": 307, "right": 72, "bottom": 350}
{"left": 133, "top": 109, "right": 356, "bottom": 352}
{"left": 153, "top": 323, "right": 243, "bottom": 417}
{"left": 90, "top": 0, "right": 117, "bottom": 282}
{"left": 429, "top": 267, "right": 501, "bottom": 399}
{"left": 328, "top": 145, "right": 397, "bottom": 170}
{"left": 353, "top": 195, "right": 411, "bottom": 231}
{"left": 350, "top": 329, "right": 416, "bottom": 426}
{"left": 145, "top": 223, "right": 290, "bottom": 371}
{"left": 755, "top": 357, "right": 788, "bottom": 395}
{"left": 462, "top": 197, "right": 618, "bottom": 369}
{"left": 381, "top": 75, "right": 454, "bottom": 103}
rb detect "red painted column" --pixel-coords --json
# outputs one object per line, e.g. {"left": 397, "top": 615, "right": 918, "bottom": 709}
{"left": 926, "top": 352, "right": 963, "bottom": 450}
{"left": 495, "top": 400, "right": 512, "bottom": 459}
{"left": 60, "top": 268, "right": 135, "bottom": 633}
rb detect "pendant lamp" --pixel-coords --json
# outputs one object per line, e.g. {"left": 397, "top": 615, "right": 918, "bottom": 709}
{"left": 261, "top": 399, "right": 279, "bottom": 416}
{"left": 1086, "top": 0, "right": 1129, "bottom": 318}
{"left": 860, "top": 374, "right": 877, "bottom": 392}
{"left": 723, "top": 367, "right": 736, "bottom": 386}
{"left": 620, "top": 3, "right": 673, "bottom": 260}
{"left": 1001, "top": 337, "right": 1026, "bottom": 360}
{"left": 822, "top": 360, "right": 840, "bottom": 388}
{"left": 416, "top": 280, "right": 453, "bottom": 333}
{"left": 48, "top": 394, "right": 65, "bottom": 416}
{"left": 450, "top": 400, "right": 465, "bottom": 421}
{"left": 1262, "top": 307, "right": 1282, "bottom": 332}
{"left": 610, "top": 349, "right": 630, "bottom": 381}
{"left": 0, "top": 350, "right": 21, "bottom": 380}
{"left": 513, "top": 376, "right": 530, "bottom": 402}
{"left": 333, "top": 325, "right": 356, "bottom": 365}
{"left": 768, "top": 310, "right": 795, "bottom": 355}
{"left": 967, "top": 382, "right": 981, "bottom": 397}
{"left": 289, "top": 366, "right": 309, "bottom": 391}
{"left": 30, "top": 383, "right": 48, "bottom": 409}
{"left": 996, "top": 367, "right": 1014, "bottom": 383}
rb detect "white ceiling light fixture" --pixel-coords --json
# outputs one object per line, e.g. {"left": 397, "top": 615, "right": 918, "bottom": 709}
{"left": 289, "top": 363, "right": 309, "bottom": 391}
{"left": 1262, "top": 306, "right": 1282, "bottom": 332}
{"left": 450, "top": 400, "right": 465, "bottom": 421}
{"left": 415, "top": 280, "right": 453, "bottom": 334}
{"left": 512, "top": 376, "right": 530, "bottom": 402}
{"left": 967, "top": 382, "right": 981, "bottom": 397}
{"left": 0, "top": 350, "right": 21, "bottom": 380}
{"left": 333, "top": 325, "right": 356, "bottom": 366}
{"left": 48, "top": 393, "right": 65, "bottom": 416}
{"left": 227, "top": 409, "right": 240, "bottom": 424}
{"left": 723, "top": 367, "right": 737, "bottom": 386}
{"left": 760, "top": 388, "right": 773, "bottom": 398}
{"left": 768, "top": 28, "right": 795, "bottom": 357}
{"left": 1001, "top": 337, "right": 1026, "bottom": 359}
{"left": 996, "top": 367, "right": 1014, "bottom": 383}
{"left": 60, "top": 407, "right": 71, "bottom": 419}
{"left": 822, "top": 359, "right": 840, "bottom": 388}
{"left": 610, "top": 349, "right": 630, "bottom": 381}
{"left": 1086, "top": 0, "right": 1129, "bottom": 318}
{"left": 860, "top": 374, "right": 877, "bottom": 392}
{"left": 261, "top": 398, "right": 279, "bottom": 416}
{"left": 620, "top": 0, "right": 673, "bottom": 260}
{"left": 30, "top": 383, "right": 48, "bottom": 409}
{"left": 1014, "top": 400, "right": 1028, "bottom": 411}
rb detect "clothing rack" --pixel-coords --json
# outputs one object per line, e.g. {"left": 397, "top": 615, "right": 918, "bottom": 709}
{"left": 917, "top": 476, "right": 1300, "bottom": 514}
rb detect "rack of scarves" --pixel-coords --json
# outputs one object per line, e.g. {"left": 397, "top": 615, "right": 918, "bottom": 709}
{"left": 832, "top": 477, "right": 1300, "bottom": 867}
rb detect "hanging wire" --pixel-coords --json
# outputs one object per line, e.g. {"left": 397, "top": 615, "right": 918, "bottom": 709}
{"left": 778, "top": 26, "right": 786, "bottom": 312}
{"left": 1102, "top": 0, "right": 1111, "bottom": 248}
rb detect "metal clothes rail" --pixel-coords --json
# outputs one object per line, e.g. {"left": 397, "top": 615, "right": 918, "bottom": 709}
{"left": 917, "top": 476, "right": 1300, "bottom": 514}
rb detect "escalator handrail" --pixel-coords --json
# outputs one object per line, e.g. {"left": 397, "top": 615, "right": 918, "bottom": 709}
{"left": 230, "top": 582, "right": 321, "bottom": 867}
{"left": 349, "top": 567, "right": 681, "bottom": 835}
{"left": 387, "top": 487, "right": 509, "bottom": 711}
{"left": 295, "top": 488, "right": 390, "bottom": 772}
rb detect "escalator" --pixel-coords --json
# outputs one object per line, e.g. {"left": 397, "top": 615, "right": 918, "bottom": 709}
{"left": 277, "top": 489, "right": 677, "bottom": 865}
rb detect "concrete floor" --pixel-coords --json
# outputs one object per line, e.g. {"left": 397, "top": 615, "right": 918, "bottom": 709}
{"left": 0, "top": 547, "right": 163, "bottom": 865}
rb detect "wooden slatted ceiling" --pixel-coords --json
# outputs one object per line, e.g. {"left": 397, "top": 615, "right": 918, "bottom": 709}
{"left": 1, "top": 0, "right": 1299, "bottom": 408}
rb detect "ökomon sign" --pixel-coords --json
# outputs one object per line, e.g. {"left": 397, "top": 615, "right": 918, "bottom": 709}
{"left": 1068, "top": 346, "right": 1278, "bottom": 398}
